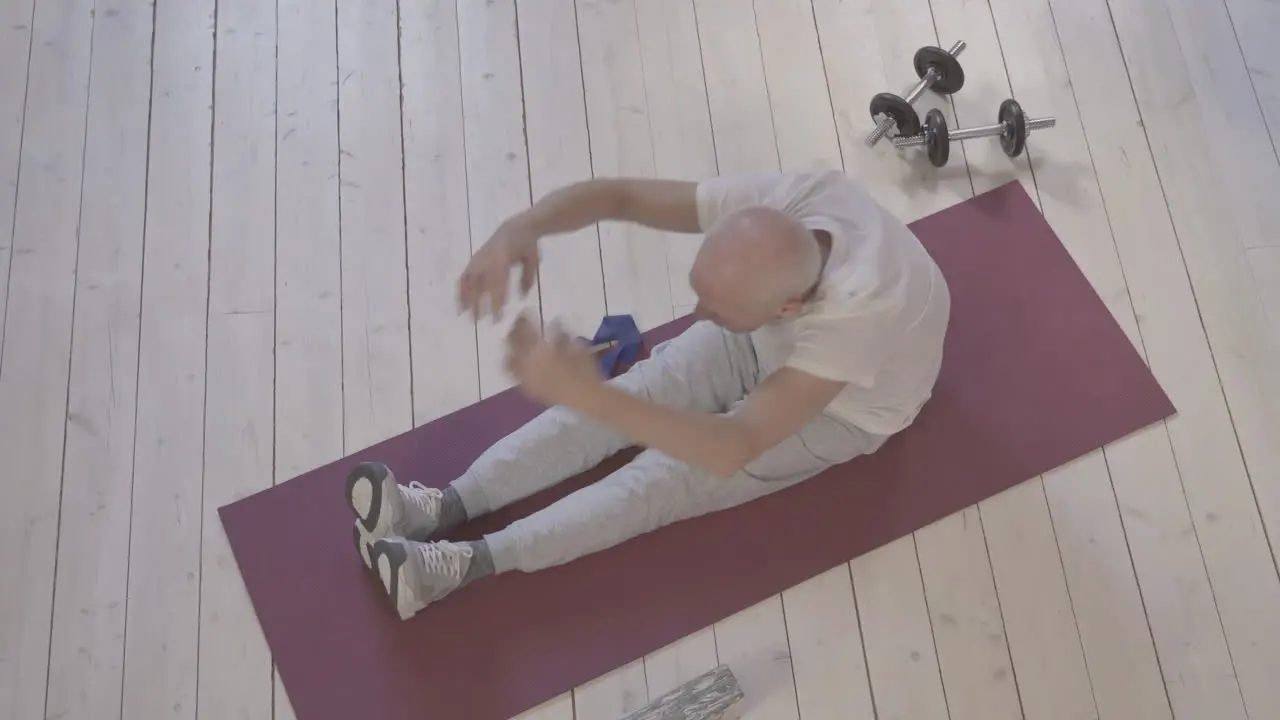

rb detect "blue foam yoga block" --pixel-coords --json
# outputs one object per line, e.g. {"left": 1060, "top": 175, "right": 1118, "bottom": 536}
{"left": 583, "top": 314, "right": 642, "bottom": 377}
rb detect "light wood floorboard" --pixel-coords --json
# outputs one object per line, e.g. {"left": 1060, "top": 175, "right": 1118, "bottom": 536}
{"left": 0, "top": 0, "right": 36, "bottom": 352}
{"left": 42, "top": 1, "right": 151, "bottom": 719}
{"left": 273, "top": 0, "right": 345, "bottom": 715}
{"left": 118, "top": 0, "right": 216, "bottom": 717}
{"left": 198, "top": 0, "right": 277, "bottom": 717}
{"left": 0, "top": 0, "right": 94, "bottom": 717}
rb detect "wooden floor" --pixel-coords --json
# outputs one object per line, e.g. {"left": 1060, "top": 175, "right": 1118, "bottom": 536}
{"left": 2, "top": 0, "right": 1278, "bottom": 717}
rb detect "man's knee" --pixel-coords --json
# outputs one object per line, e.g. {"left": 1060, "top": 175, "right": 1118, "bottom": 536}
{"left": 620, "top": 447, "right": 799, "bottom": 523}
{"left": 604, "top": 450, "right": 714, "bottom": 527}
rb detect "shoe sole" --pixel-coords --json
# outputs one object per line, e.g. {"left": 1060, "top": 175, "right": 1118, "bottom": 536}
{"left": 346, "top": 461, "right": 394, "bottom": 536}
{"left": 348, "top": 461, "right": 395, "bottom": 571}
{"left": 370, "top": 539, "right": 416, "bottom": 621}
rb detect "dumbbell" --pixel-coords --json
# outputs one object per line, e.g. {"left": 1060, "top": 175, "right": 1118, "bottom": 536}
{"left": 892, "top": 98, "right": 1056, "bottom": 167}
{"left": 864, "top": 40, "right": 968, "bottom": 147}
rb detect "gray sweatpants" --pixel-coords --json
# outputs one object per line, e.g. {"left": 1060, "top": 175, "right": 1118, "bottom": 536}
{"left": 451, "top": 320, "right": 888, "bottom": 574}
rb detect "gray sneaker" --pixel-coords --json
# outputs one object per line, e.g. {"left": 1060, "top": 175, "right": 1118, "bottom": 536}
{"left": 369, "top": 537, "right": 474, "bottom": 620}
{"left": 346, "top": 461, "right": 444, "bottom": 568}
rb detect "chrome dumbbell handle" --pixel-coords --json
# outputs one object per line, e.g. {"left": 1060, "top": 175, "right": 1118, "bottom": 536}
{"left": 892, "top": 115, "right": 1056, "bottom": 147}
{"left": 864, "top": 40, "right": 967, "bottom": 147}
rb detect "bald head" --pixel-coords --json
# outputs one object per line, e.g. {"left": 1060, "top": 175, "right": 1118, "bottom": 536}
{"left": 689, "top": 206, "right": 823, "bottom": 331}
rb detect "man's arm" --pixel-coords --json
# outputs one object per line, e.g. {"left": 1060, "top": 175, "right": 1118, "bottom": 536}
{"left": 570, "top": 366, "right": 847, "bottom": 478}
{"left": 459, "top": 178, "right": 702, "bottom": 320}
{"left": 512, "top": 177, "right": 703, "bottom": 236}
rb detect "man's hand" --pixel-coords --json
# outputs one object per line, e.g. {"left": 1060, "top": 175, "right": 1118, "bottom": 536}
{"left": 457, "top": 220, "right": 541, "bottom": 321}
{"left": 504, "top": 313, "right": 605, "bottom": 407}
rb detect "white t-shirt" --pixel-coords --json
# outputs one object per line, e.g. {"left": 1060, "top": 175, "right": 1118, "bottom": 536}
{"left": 695, "top": 170, "right": 951, "bottom": 436}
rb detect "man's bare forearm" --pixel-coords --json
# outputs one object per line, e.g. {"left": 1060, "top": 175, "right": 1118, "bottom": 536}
{"left": 510, "top": 180, "right": 619, "bottom": 236}
{"left": 509, "top": 178, "right": 702, "bottom": 238}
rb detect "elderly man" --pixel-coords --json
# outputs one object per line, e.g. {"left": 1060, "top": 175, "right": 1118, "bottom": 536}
{"left": 346, "top": 170, "right": 950, "bottom": 620}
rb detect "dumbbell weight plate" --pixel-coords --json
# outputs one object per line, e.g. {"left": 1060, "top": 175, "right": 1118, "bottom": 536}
{"left": 913, "top": 46, "right": 966, "bottom": 95}
{"left": 868, "top": 92, "right": 922, "bottom": 138}
{"left": 998, "top": 98, "right": 1027, "bottom": 157}
{"left": 923, "top": 108, "right": 950, "bottom": 167}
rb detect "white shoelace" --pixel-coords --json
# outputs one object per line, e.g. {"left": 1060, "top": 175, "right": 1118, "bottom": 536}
{"left": 414, "top": 540, "right": 474, "bottom": 580}
{"left": 402, "top": 480, "right": 443, "bottom": 517}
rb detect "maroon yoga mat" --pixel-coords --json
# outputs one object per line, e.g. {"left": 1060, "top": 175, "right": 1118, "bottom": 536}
{"left": 219, "top": 180, "right": 1174, "bottom": 720}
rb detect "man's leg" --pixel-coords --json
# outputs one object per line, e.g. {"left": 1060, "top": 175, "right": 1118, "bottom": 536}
{"left": 345, "top": 320, "right": 760, "bottom": 567}
{"left": 449, "top": 320, "right": 760, "bottom": 521}
{"left": 369, "top": 408, "right": 889, "bottom": 619}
